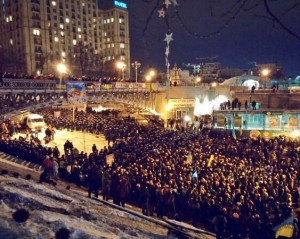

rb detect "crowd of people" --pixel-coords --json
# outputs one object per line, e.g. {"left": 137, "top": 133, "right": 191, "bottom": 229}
{"left": 1, "top": 72, "right": 138, "bottom": 84}
{"left": 1, "top": 108, "right": 300, "bottom": 239}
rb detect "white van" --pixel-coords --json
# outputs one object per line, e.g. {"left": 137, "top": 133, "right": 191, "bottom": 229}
{"left": 22, "top": 114, "right": 46, "bottom": 131}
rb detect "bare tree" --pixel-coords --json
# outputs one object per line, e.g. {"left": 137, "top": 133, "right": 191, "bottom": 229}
{"left": 37, "top": 51, "right": 54, "bottom": 74}
{"left": 68, "top": 41, "right": 95, "bottom": 76}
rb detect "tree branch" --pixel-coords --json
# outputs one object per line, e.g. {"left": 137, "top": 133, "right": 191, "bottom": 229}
{"left": 263, "top": 0, "right": 300, "bottom": 41}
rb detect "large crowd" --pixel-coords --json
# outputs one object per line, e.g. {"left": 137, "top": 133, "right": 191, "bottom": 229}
{"left": 1, "top": 72, "right": 137, "bottom": 83}
{"left": 1, "top": 108, "right": 300, "bottom": 239}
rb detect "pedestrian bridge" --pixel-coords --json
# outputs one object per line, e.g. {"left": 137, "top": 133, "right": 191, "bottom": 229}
{"left": 0, "top": 79, "right": 164, "bottom": 117}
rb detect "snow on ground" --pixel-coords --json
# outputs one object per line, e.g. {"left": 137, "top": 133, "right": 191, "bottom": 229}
{"left": 0, "top": 176, "right": 177, "bottom": 239}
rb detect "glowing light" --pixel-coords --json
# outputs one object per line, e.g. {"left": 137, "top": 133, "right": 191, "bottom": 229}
{"left": 211, "top": 82, "right": 217, "bottom": 87}
{"left": 149, "top": 70, "right": 155, "bottom": 77}
{"left": 293, "top": 130, "right": 299, "bottom": 138}
{"left": 145, "top": 75, "right": 151, "bottom": 81}
{"left": 243, "top": 79, "right": 260, "bottom": 90}
{"left": 184, "top": 115, "right": 191, "bottom": 122}
{"left": 196, "top": 77, "right": 201, "bottom": 82}
{"left": 57, "top": 63, "right": 67, "bottom": 73}
{"left": 166, "top": 104, "right": 172, "bottom": 111}
{"left": 116, "top": 61, "right": 125, "bottom": 69}
{"left": 194, "top": 95, "right": 229, "bottom": 115}
{"left": 261, "top": 68, "right": 270, "bottom": 77}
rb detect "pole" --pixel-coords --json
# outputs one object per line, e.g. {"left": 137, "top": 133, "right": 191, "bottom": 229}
{"left": 72, "top": 105, "right": 75, "bottom": 121}
{"left": 135, "top": 68, "right": 138, "bottom": 88}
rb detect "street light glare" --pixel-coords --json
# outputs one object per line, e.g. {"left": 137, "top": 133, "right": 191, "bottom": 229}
{"left": 262, "top": 68, "right": 270, "bottom": 76}
{"left": 57, "top": 63, "right": 67, "bottom": 73}
{"left": 149, "top": 70, "right": 155, "bottom": 77}
{"left": 145, "top": 75, "right": 151, "bottom": 81}
{"left": 211, "top": 82, "right": 217, "bottom": 87}
{"left": 117, "top": 61, "right": 125, "bottom": 69}
{"left": 166, "top": 104, "right": 172, "bottom": 111}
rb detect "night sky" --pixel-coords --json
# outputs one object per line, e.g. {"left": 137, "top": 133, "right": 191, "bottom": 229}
{"left": 126, "top": 0, "right": 300, "bottom": 76}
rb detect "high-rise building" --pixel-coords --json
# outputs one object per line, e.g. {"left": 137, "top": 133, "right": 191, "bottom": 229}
{"left": 0, "top": 0, "right": 130, "bottom": 77}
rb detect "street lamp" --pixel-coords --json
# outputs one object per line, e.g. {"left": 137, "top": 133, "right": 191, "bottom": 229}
{"left": 261, "top": 68, "right": 270, "bottom": 88}
{"left": 117, "top": 61, "right": 125, "bottom": 80}
{"left": 131, "top": 61, "right": 141, "bottom": 86}
{"left": 57, "top": 63, "right": 67, "bottom": 83}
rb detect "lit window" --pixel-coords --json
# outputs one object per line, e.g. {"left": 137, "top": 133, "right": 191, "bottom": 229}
{"left": 60, "top": 24, "right": 63, "bottom": 29}
{"left": 107, "top": 38, "right": 110, "bottom": 42}
{"left": 10, "top": 39, "right": 13, "bottom": 45}
{"left": 61, "top": 52, "right": 66, "bottom": 57}
{"left": 60, "top": 31, "right": 64, "bottom": 36}
{"left": 82, "top": 2, "right": 85, "bottom": 7}
{"left": 54, "top": 37, "right": 58, "bottom": 42}
{"left": 111, "top": 43, "right": 114, "bottom": 47}
{"left": 103, "top": 20, "right": 106, "bottom": 24}
{"left": 108, "top": 56, "right": 111, "bottom": 60}
{"left": 73, "top": 39, "right": 77, "bottom": 45}
{"left": 65, "top": 18, "right": 69, "bottom": 23}
{"left": 6, "top": 15, "right": 13, "bottom": 22}
{"left": 107, "top": 44, "right": 110, "bottom": 48}
{"left": 77, "top": 27, "right": 81, "bottom": 32}
{"left": 104, "top": 32, "right": 107, "bottom": 36}
{"left": 78, "top": 34, "right": 82, "bottom": 39}
{"left": 119, "top": 19, "right": 122, "bottom": 23}
{"left": 120, "top": 43, "right": 125, "bottom": 48}
{"left": 121, "top": 56, "right": 125, "bottom": 60}
{"left": 111, "top": 18, "right": 114, "bottom": 22}
{"left": 52, "top": 1, "right": 56, "bottom": 6}
{"left": 107, "top": 19, "right": 110, "bottom": 23}
{"left": 33, "top": 29, "right": 40, "bottom": 36}
{"left": 93, "top": 18, "right": 96, "bottom": 23}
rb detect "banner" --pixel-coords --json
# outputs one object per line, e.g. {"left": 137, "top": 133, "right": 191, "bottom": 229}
{"left": 66, "top": 82, "right": 87, "bottom": 105}
{"left": 289, "top": 117, "right": 297, "bottom": 128}
{"left": 106, "top": 154, "right": 115, "bottom": 166}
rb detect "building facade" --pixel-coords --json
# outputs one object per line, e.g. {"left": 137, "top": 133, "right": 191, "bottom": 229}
{"left": 0, "top": 0, "right": 130, "bottom": 76}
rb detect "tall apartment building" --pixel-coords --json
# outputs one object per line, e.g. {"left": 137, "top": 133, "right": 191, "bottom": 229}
{"left": 0, "top": 0, "right": 130, "bottom": 77}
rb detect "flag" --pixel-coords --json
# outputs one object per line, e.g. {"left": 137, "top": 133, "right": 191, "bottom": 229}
{"left": 273, "top": 216, "right": 294, "bottom": 238}
{"left": 185, "top": 153, "right": 193, "bottom": 164}
{"left": 192, "top": 170, "right": 198, "bottom": 178}
{"left": 207, "top": 154, "right": 214, "bottom": 167}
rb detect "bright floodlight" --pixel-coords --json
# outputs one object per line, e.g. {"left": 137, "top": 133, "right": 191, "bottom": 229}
{"left": 293, "top": 130, "right": 299, "bottom": 138}
{"left": 184, "top": 115, "right": 191, "bottom": 122}
{"left": 262, "top": 68, "right": 270, "bottom": 77}
{"left": 166, "top": 104, "right": 172, "bottom": 111}
{"left": 149, "top": 70, "right": 155, "bottom": 77}
{"left": 117, "top": 61, "right": 125, "bottom": 69}
{"left": 57, "top": 63, "right": 67, "bottom": 73}
{"left": 145, "top": 75, "right": 151, "bottom": 81}
{"left": 211, "top": 82, "right": 217, "bottom": 87}
{"left": 196, "top": 77, "right": 201, "bottom": 82}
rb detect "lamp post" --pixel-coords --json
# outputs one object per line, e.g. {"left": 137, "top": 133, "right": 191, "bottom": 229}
{"left": 117, "top": 61, "right": 125, "bottom": 81}
{"left": 131, "top": 61, "right": 141, "bottom": 87}
{"left": 57, "top": 63, "right": 67, "bottom": 87}
{"left": 261, "top": 68, "right": 270, "bottom": 89}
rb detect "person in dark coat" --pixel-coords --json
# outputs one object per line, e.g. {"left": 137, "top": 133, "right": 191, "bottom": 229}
{"left": 139, "top": 184, "right": 150, "bottom": 216}
{"left": 88, "top": 167, "right": 101, "bottom": 198}
{"left": 116, "top": 176, "right": 130, "bottom": 207}
{"left": 101, "top": 167, "right": 111, "bottom": 201}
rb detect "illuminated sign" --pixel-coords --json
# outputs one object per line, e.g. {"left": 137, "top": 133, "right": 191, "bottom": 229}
{"left": 114, "top": 1, "right": 127, "bottom": 9}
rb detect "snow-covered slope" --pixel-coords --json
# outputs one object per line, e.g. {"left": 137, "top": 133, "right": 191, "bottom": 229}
{"left": 0, "top": 176, "right": 174, "bottom": 239}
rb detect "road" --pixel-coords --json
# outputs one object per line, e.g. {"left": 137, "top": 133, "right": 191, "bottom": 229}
{"left": 15, "top": 129, "right": 108, "bottom": 155}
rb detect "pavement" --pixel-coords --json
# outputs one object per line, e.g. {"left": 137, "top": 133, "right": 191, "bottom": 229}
{"left": 13, "top": 129, "right": 108, "bottom": 156}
